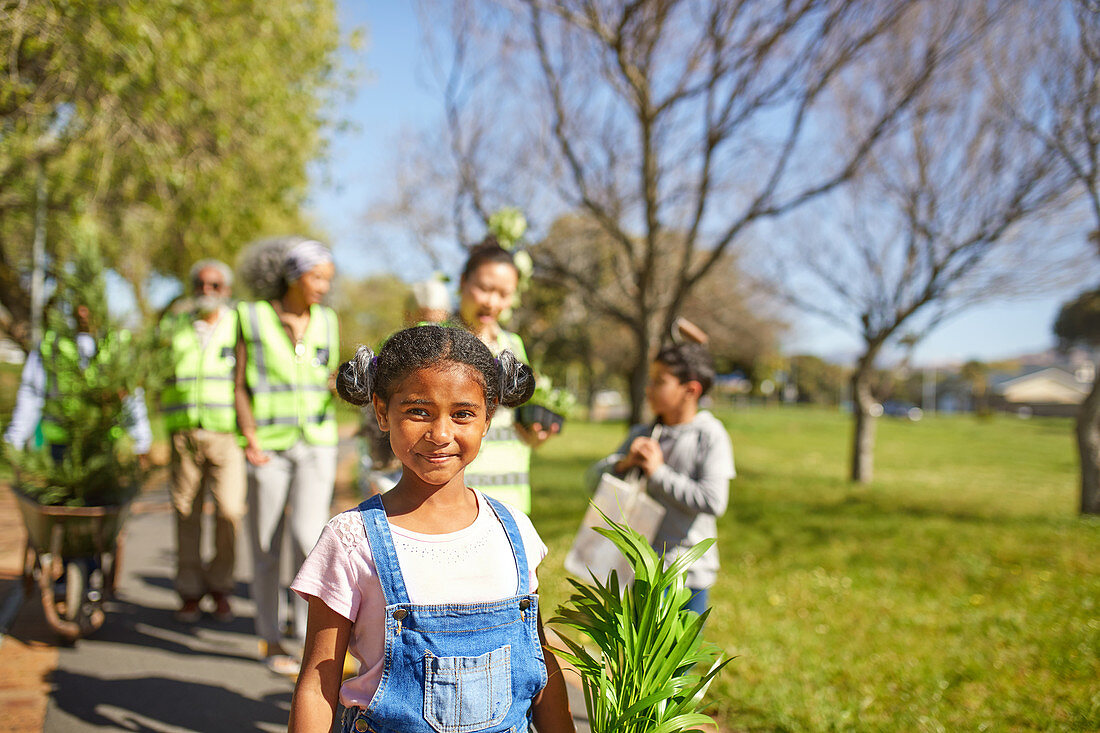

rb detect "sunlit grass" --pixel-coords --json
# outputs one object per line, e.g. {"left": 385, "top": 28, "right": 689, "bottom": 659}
{"left": 531, "top": 406, "right": 1100, "bottom": 732}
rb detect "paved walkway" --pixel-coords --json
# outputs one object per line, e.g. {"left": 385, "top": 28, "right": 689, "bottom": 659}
{"left": 0, "top": 477, "right": 56, "bottom": 733}
{"left": 0, "top": 441, "right": 591, "bottom": 732}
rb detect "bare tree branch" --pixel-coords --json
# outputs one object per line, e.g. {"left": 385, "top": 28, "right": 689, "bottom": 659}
{"left": 392, "top": 0, "right": 1041, "bottom": 420}
{"left": 767, "top": 1, "right": 1080, "bottom": 481}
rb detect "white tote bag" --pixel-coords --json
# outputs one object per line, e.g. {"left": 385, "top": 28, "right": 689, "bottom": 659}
{"left": 565, "top": 426, "right": 666, "bottom": 584}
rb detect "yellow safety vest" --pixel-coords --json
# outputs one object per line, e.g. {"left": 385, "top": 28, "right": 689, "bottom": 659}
{"left": 238, "top": 301, "right": 338, "bottom": 450}
{"left": 464, "top": 330, "right": 533, "bottom": 513}
{"left": 160, "top": 310, "right": 239, "bottom": 434}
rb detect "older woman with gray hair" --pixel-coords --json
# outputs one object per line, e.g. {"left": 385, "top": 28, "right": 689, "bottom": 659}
{"left": 234, "top": 236, "right": 339, "bottom": 675}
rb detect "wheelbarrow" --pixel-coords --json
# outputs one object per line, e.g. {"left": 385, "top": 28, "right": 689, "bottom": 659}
{"left": 15, "top": 490, "right": 131, "bottom": 641}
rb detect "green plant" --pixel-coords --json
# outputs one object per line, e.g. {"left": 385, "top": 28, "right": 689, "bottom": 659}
{"left": 549, "top": 511, "right": 731, "bottom": 733}
{"left": 529, "top": 379, "right": 578, "bottom": 419}
{"left": 7, "top": 241, "right": 170, "bottom": 506}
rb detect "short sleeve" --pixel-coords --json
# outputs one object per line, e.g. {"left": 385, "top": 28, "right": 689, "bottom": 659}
{"left": 291, "top": 512, "right": 369, "bottom": 622}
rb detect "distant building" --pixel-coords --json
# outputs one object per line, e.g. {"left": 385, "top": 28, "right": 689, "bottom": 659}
{"left": 990, "top": 366, "right": 1092, "bottom": 417}
{"left": 714, "top": 372, "right": 751, "bottom": 395}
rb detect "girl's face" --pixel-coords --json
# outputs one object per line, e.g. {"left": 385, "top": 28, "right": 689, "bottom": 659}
{"left": 373, "top": 363, "right": 490, "bottom": 492}
{"left": 459, "top": 262, "right": 518, "bottom": 333}
{"left": 287, "top": 261, "right": 335, "bottom": 306}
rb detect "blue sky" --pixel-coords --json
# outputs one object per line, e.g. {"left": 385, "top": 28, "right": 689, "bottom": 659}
{"left": 789, "top": 298, "right": 1067, "bottom": 366}
{"left": 308, "top": 2, "right": 1078, "bottom": 367}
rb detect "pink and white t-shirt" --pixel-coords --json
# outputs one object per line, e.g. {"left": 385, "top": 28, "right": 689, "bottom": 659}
{"left": 291, "top": 489, "right": 547, "bottom": 709}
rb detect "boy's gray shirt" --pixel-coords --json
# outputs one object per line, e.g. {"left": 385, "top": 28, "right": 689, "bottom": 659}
{"left": 593, "top": 409, "right": 735, "bottom": 588}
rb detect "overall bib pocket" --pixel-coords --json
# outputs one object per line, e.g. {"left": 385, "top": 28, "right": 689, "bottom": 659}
{"left": 423, "top": 645, "right": 513, "bottom": 733}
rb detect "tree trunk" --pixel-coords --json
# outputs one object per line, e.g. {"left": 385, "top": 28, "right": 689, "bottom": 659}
{"left": 628, "top": 350, "right": 649, "bottom": 425}
{"left": 1076, "top": 366, "right": 1100, "bottom": 515}
{"left": 627, "top": 323, "right": 656, "bottom": 425}
{"left": 582, "top": 343, "right": 599, "bottom": 415}
{"left": 0, "top": 240, "right": 32, "bottom": 350}
{"left": 850, "top": 364, "right": 877, "bottom": 484}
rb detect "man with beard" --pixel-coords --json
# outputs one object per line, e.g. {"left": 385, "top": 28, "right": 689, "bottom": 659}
{"left": 160, "top": 260, "right": 246, "bottom": 623}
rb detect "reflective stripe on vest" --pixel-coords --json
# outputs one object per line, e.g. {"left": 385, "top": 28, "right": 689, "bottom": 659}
{"left": 160, "top": 310, "right": 239, "bottom": 433}
{"left": 466, "top": 405, "right": 532, "bottom": 514}
{"left": 238, "top": 301, "right": 338, "bottom": 450}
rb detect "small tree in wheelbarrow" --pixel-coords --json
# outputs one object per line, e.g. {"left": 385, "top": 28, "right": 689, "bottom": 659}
{"left": 5, "top": 241, "right": 171, "bottom": 640}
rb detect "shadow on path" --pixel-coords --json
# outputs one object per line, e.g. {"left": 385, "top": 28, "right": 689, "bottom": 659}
{"left": 51, "top": 669, "right": 291, "bottom": 732}
{"left": 77, "top": 595, "right": 259, "bottom": 661}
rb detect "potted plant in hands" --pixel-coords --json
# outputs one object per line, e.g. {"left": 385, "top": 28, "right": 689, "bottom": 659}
{"left": 515, "top": 378, "right": 577, "bottom": 434}
{"left": 550, "top": 513, "right": 732, "bottom": 733}
{"left": 7, "top": 242, "right": 170, "bottom": 639}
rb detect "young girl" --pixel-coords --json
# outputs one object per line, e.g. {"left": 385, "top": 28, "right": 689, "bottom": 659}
{"left": 288, "top": 325, "right": 575, "bottom": 733}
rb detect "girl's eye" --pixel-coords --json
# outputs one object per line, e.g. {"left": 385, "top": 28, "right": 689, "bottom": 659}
{"left": 454, "top": 410, "right": 477, "bottom": 420}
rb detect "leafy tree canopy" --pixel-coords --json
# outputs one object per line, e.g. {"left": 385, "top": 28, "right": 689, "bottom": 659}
{"left": 1, "top": 0, "right": 345, "bottom": 337}
{"left": 1055, "top": 288, "right": 1100, "bottom": 348}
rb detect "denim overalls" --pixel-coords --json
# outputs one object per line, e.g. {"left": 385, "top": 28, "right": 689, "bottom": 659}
{"left": 341, "top": 493, "right": 548, "bottom": 733}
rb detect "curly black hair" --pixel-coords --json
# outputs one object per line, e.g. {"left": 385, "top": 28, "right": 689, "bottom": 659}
{"left": 235, "top": 236, "right": 302, "bottom": 300}
{"left": 336, "top": 325, "right": 535, "bottom": 417}
{"left": 655, "top": 342, "right": 716, "bottom": 396}
{"left": 460, "top": 235, "right": 517, "bottom": 284}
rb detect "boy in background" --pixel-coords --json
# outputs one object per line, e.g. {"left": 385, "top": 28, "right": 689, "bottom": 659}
{"left": 594, "top": 340, "right": 734, "bottom": 614}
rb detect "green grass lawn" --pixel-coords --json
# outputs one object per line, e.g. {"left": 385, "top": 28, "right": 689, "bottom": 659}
{"left": 530, "top": 406, "right": 1100, "bottom": 732}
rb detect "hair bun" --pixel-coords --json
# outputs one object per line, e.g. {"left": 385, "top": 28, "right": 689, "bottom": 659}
{"left": 236, "top": 236, "right": 298, "bottom": 300}
{"left": 336, "top": 345, "right": 377, "bottom": 407}
{"left": 497, "top": 350, "right": 536, "bottom": 408}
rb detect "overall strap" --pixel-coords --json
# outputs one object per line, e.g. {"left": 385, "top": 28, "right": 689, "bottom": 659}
{"left": 483, "top": 495, "right": 530, "bottom": 595}
{"left": 358, "top": 494, "right": 411, "bottom": 605}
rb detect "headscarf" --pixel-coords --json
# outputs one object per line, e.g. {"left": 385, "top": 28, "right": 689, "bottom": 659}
{"left": 283, "top": 240, "right": 333, "bottom": 283}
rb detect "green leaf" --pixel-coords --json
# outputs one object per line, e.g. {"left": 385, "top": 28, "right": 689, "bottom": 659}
{"left": 551, "top": 502, "right": 733, "bottom": 731}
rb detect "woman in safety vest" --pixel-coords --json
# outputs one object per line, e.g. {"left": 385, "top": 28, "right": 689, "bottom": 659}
{"left": 234, "top": 237, "right": 339, "bottom": 675}
{"left": 457, "top": 237, "right": 557, "bottom": 514}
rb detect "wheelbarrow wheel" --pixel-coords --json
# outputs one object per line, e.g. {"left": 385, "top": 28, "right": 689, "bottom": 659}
{"left": 64, "top": 561, "right": 87, "bottom": 623}
{"left": 104, "top": 532, "right": 124, "bottom": 596}
{"left": 23, "top": 542, "right": 36, "bottom": 595}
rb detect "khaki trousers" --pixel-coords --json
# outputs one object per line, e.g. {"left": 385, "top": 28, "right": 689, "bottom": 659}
{"left": 170, "top": 428, "right": 246, "bottom": 599}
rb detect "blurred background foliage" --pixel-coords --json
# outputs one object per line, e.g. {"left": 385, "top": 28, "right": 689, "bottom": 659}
{"left": 0, "top": 0, "right": 345, "bottom": 338}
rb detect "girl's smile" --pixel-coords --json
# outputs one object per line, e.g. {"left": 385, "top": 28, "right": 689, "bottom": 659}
{"left": 374, "top": 363, "right": 490, "bottom": 493}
